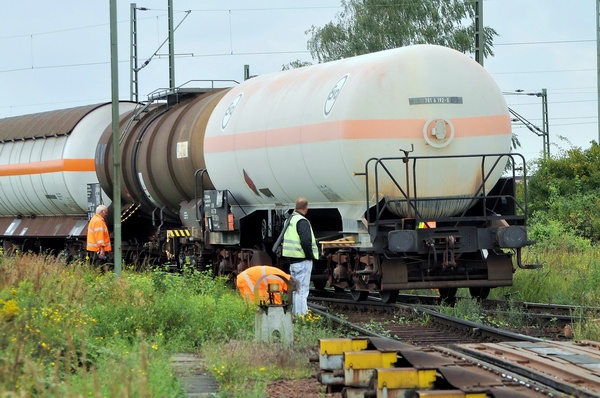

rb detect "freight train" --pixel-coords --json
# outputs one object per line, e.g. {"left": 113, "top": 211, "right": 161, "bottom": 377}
{"left": 0, "top": 45, "right": 537, "bottom": 301}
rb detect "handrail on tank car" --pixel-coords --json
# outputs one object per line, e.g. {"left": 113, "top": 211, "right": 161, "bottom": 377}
{"left": 364, "top": 152, "right": 529, "bottom": 228}
{"left": 146, "top": 80, "right": 238, "bottom": 102}
{"left": 445, "top": 153, "right": 527, "bottom": 227}
{"left": 151, "top": 206, "right": 166, "bottom": 238}
{"left": 177, "top": 79, "right": 239, "bottom": 89}
{"left": 407, "top": 153, "right": 524, "bottom": 227}
{"left": 363, "top": 157, "right": 421, "bottom": 222}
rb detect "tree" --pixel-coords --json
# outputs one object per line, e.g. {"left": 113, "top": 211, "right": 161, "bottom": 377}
{"left": 528, "top": 142, "right": 600, "bottom": 241}
{"left": 306, "top": 0, "right": 497, "bottom": 63}
{"left": 281, "top": 60, "right": 313, "bottom": 71}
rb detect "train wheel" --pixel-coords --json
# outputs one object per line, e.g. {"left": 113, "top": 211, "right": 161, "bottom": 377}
{"left": 438, "top": 288, "right": 457, "bottom": 306}
{"left": 379, "top": 290, "right": 399, "bottom": 304}
{"left": 350, "top": 289, "right": 368, "bottom": 302}
{"left": 469, "top": 287, "right": 490, "bottom": 300}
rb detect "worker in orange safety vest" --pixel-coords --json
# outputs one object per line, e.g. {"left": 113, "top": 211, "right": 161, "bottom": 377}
{"left": 236, "top": 265, "right": 294, "bottom": 305}
{"left": 87, "top": 204, "right": 112, "bottom": 267}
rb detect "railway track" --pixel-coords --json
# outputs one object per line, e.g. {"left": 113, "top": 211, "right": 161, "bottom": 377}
{"left": 310, "top": 288, "right": 599, "bottom": 340}
{"left": 308, "top": 296, "right": 545, "bottom": 345}
{"left": 309, "top": 296, "right": 600, "bottom": 397}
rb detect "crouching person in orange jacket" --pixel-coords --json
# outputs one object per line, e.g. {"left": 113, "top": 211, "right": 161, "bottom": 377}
{"left": 236, "top": 265, "right": 295, "bottom": 305}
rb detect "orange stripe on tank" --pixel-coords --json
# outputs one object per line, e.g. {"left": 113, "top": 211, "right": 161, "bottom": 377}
{"left": 0, "top": 159, "right": 96, "bottom": 176}
{"left": 205, "top": 115, "right": 510, "bottom": 153}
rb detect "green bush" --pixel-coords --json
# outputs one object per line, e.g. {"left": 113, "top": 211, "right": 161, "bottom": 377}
{"left": 527, "top": 143, "right": 600, "bottom": 241}
{"left": 528, "top": 217, "right": 592, "bottom": 252}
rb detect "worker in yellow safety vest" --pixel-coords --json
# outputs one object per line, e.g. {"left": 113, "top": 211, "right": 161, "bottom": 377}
{"left": 281, "top": 197, "right": 319, "bottom": 316}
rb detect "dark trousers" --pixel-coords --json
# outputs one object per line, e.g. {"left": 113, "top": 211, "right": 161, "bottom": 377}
{"left": 88, "top": 251, "right": 111, "bottom": 270}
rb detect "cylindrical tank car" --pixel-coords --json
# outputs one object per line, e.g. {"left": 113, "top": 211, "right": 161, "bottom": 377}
{"left": 0, "top": 45, "right": 536, "bottom": 301}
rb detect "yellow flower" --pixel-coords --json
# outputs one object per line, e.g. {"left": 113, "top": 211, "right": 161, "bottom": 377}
{"left": 0, "top": 299, "right": 19, "bottom": 321}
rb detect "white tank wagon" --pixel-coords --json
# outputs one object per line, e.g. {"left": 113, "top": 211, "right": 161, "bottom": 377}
{"left": 202, "top": 45, "right": 536, "bottom": 301}
{"left": 0, "top": 102, "right": 136, "bottom": 253}
{"left": 204, "top": 45, "right": 512, "bottom": 222}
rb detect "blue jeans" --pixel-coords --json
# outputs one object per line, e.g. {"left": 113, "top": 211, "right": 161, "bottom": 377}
{"left": 290, "top": 259, "right": 312, "bottom": 316}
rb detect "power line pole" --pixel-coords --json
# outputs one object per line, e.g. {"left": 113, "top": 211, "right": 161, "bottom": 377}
{"left": 475, "top": 0, "right": 484, "bottom": 66}
{"left": 597, "top": 0, "right": 600, "bottom": 143}
{"left": 110, "top": 0, "right": 122, "bottom": 277}
{"left": 168, "top": 0, "right": 175, "bottom": 89}
{"left": 506, "top": 89, "right": 550, "bottom": 159}
{"left": 130, "top": 3, "right": 139, "bottom": 102}
{"left": 541, "top": 88, "right": 550, "bottom": 158}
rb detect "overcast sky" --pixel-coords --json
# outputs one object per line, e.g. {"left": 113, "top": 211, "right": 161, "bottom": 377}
{"left": 0, "top": 0, "right": 597, "bottom": 163}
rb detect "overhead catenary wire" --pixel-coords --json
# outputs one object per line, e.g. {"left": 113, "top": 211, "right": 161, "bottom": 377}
{"left": 134, "top": 9, "right": 191, "bottom": 72}
{"left": 0, "top": 0, "right": 597, "bottom": 140}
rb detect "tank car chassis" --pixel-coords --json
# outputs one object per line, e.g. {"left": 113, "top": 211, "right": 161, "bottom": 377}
{"left": 312, "top": 151, "right": 539, "bottom": 302}
{"left": 194, "top": 151, "right": 538, "bottom": 302}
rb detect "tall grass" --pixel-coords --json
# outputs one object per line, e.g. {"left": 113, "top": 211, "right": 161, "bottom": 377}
{"left": 0, "top": 254, "right": 337, "bottom": 397}
{"left": 2, "top": 237, "right": 597, "bottom": 396}
{"left": 493, "top": 244, "right": 600, "bottom": 307}
{"left": 0, "top": 254, "right": 254, "bottom": 397}
{"left": 483, "top": 237, "right": 600, "bottom": 340}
